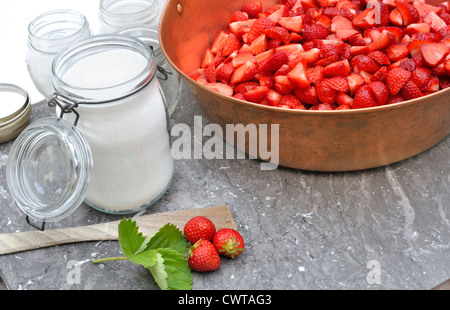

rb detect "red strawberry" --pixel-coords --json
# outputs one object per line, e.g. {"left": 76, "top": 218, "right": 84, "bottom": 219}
{"left": 306, "top": 65, "right": 324, "bottom": 84}
{"left": 278, "top": 15, "right": 303, "bottom": 32}
{"left": 258, "top": 50, "right": 289, "bottom": 73}
{"left": 211, "top": 31, "right": 229, "bottom": 54}
{"left": 279, "top": 94, "right": 302, "bottom": 108}
{"left": 203, "top": 64, "right": 216, "bottom": 83}
{"left": 368, "top": 51, "right": 391, "bottom": 66}
{"left": 396, "top": 0, "right": 419, "bottom": 26}
{"left": 400, "top": 80, "right": 424, "bottom": 99}
{"left": 350, "top": 55, "right": 381, "bottom": 74}
{"left": 407, "top": 40, "right": 434, "bottom": 57}
{"left": 323, "top": 59, "right": 351, "bottom": 77}
{"left": 399, "top": 58, "right": 416, "bottom": 72}
{"left": 410, "top": 67, "right": 432, "bottom": 88}
{"left": 352, "top": 8, "right": 376, "bottom": 28}
{"left": 316, "top": 82, "right": 337, "bottom": 104}
{"left": 301, "top": 23, "right": 329, "bottom": 41}
{"left": 230, "top": 61, "right": 258, "bottom": 84}
{"left": 295, "top": 86, "right": 319, "bottom": 105}
{"left": 188, "top": 239, "right": 221, "bottom": 272}
{"left": 264, "top": 26, "right": 291, "bottom": 44}
{"left": 352, "top": 85, "right": 378, "bottom": 109}
{"left": 320, "top": 44, "right": 343, "bottom": 59}
{"left": 266, "top": 89, "right": 283, "bottom": 106}
{"left": 216, "top": 62, "right": 235, "bottom": 84}
{"left": 421, "top": 75, "right": 440, "bottom": 92}
{"left": 230, "top": 11, "right": 249, "bottom": 23}
{"left": 386, "top": 44, "right": 410, "bottom": 62}
{"left": 241, "top": 1, "right": 263, "bottom": 19}
{"left": 321, "top": 76, "right": 350, "bottom": 92}
{"left": 244, "top": 85, "right": 270, "bottom": 103}
{"left": 247, "top": 17, "right": 276, "bottom": 43}
{"left": 420, "top": 43, "right": 450, "bottom": 67}
{"left": 206, "top": 83, "right": 234, "bottom": 96}
{"left": 213, "top": 228, "right": 245, "bottom": 259}
{"left": 287, "top": 61, "right": 310, "bottom": 88}
{"left": 184, "top": 216, "right": 216, "bottom": 244}
{"left": 336, "top": 91, "right": 353, "bottom": 106}
{"left": 386, "top": 67, "right": 412, "bottom": 95}
{"left": 368, "top": 30, "right": 394, "bottom": 52}
{"left": 369, "top": 81, "right": 389, "bottom": 105}
{"left": 371, "top": 66, "right": 388, "bottom": 83}
{"left": 222, "top": 34, "right": 241, "bottom": 57}
{"left": 235, "top": 81, "right": 259, "bottom": 93}
{"left": 423, "top": 11, "right": 447, "bottom": 32}
{"left": 347, "top": 72, "right": 365, "bottom": 96}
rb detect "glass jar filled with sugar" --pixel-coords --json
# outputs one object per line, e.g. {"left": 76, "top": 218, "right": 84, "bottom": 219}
{"left": 7, "top": 35, "right": 174, "bottom": 225}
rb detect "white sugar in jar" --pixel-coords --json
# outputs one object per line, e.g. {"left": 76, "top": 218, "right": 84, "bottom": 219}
{"left": 50, "top": 35, "right": 174, "bottom": 214}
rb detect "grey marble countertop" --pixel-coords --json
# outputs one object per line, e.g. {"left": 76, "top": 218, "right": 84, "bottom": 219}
{"left": 0, "top": 85, "right": 449, "bottom": 290}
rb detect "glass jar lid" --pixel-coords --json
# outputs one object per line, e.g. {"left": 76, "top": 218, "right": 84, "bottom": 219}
{"left": 6, "top": 117, "right": 93, "bottom": 223}
{"left": 0, "top": 84, "right": 31, "bottom": 143}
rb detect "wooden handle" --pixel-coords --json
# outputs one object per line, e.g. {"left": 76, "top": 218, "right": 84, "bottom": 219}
{"left": 0, "top": 205, "right": 236, "bottom": 255}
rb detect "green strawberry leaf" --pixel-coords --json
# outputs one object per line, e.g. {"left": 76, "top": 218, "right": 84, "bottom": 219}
{"left": 118, "top": 218, "right": 146, "bottom": 256}
{"left": 145, "top": 223, "right": 189, "bottom": 255}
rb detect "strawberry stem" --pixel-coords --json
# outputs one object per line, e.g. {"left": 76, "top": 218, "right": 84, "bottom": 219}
{"left": 92, "top": 256, "right": 129, "bottom": 264}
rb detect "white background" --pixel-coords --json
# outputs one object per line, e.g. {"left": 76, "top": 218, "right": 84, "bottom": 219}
{"left": 0, "top": 0, "right": 166, "bottom": 103}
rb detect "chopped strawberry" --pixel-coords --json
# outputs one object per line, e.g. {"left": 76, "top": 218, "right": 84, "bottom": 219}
{"left": 247, "top": 17, "right": 276, "bottom": 43}
{"left": 264, "top": 26, "right": 291, "bottom": 44}
{"left": 371, "top": 66, "right": 388, "bottom": 83}
{"left": 316, "top": 82, "right": 337, "bottom": 104}
{"left": 232, "top": 52, "right": 256, "bottom": 67}
{"left": 211, "top": 31, "right": 229, "bottom": 54}
{"left": 347, "top": 72, "right": 365, "bottom": 96}
{"left": 423, "top": 11, "right": 447, "bottom": 32}
{"left": 353, "top": 8, "right": 376, "bottom": 29}
{"left": 302, "top": 23, "right": 329, "bottom": 41}
{"left": 350, "top": 55, "right": 381, "bottom": 73}
{"left": 294, "top": 86, "right": 319, "bottom": 105}
{"left": 241, "top": 1, "right": 263, "bottom": 18}
{"left": 369, "top": 81, "right": 389, "bottom": 105}
{"left": 222, "top": 34, "right": 241, "bottom": 56}
{"left": 410, "top": 67, "right": 432, "bottom": 88}
{"left": 230, "top": 61, "right": 258, "bottom": 84}
{"left": 389, "top": 8, "right": 404, "bottom": 27}
{"left": 404, "top": 23, "right": 431, "bottom": 36}
{"left": 249, "top": 34, "right": 268, "bottom": 55}
{"left": 203, "top": 64, "right": 216, "bottom": 83}
{"left": 287, "top": 61, "right": 310, "bottom": 88}
{"left": 279, "top": 94, "right": 302, "bottom": 108}
{"left": 396, "top": 0, "right": 419, "bottom": 26}
{"left": 323, "top": 59, "right": 351, "bottom": 76}
{"left": 266, "top": 89, "right": 284, "bottom": 106}
{"left": 244, "top": 85, "right": 270, "bottom": 103}
{"left": 258, "top": 50, "right": 290, "bottom": 73}
{"left": 420, "top": 43, "right": 450, "bottom": 67}
{"left": 387, "top": 44, "right": 411, "bottom": 61}
{"left": 297, "top": 48, "right": 321, "bottom": 64}
{"left": 399, "top": 58, "right": 416, "bottom": 72}
{"left": 275, "top": 43, "right": 305, "bottom": 57}
{"left": 306, "top": 65, "right": 325, "bottom": 84}
{"left": 336, "top": 91, "right": 353, "bottom": 106}
{"left": 400, "top": 80, "right": 424, "bottom": 99}
{"left": 321, "top": 76, "right": 350, "bottom": 92}
{"left": 201, "top": 48, "right": 215, "bottom": 68}
{"left": 216, "top": 62, "right": 235, "bottom": 84}
{"left": 230, "top": 11, "right": 249, "bottom": 23}
{"left": 235, "top": 81, "right": 259, "bottom": 93}
{"left": 206, "top": 83, "right": 234, "bottom": 96}
{"left": 368, "top": 51, "right": 391, "bottom": 65}
{"left": 278, "top": 15, "right": 303, "bottom": 32}
{"left": 368, "top": 30, "right": 395, "bottom": 51}
{"left": 352, "top": 85, "right": 378, "bottom": 109}
{"left": 229, "top": 19, "right": 257, "bottom": 34}
{"left": 386, "top": 67, "right": 412, "bottom": 95}
{"left": 421, "top": 75, "right": 440, "bottom": 92}
{"left": 388, "top": 93, "right": 405, "bottom": 104}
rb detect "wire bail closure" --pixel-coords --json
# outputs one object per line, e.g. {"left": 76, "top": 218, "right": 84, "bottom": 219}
{"left": 49, "top": 92, "right": 81, "bottom": 126}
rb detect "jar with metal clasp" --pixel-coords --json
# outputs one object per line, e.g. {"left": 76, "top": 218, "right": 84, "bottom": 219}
{"left": 7, "top": 35, "right": 175, "bottom": 229}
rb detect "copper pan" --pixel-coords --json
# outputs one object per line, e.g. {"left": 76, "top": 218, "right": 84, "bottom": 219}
{"left": 159, "top": 0, "right": 450, "bottom": 171}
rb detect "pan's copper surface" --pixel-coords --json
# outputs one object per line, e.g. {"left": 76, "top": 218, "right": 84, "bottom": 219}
{"left": 159, "top": 0, "right": 450, "bottom": 171}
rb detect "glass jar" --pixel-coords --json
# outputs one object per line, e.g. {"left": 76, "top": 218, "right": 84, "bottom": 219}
{"left": 26, "top": 10, "right": 91, "bottom": 99}
{"left": 7, "top": 35, "right": 174, "bottom": 224}
{"left": 98, "top": 0, "right": 160, "bottom": 34}
{"left": 118, "top": 25, "right": 181, "bottom": 116}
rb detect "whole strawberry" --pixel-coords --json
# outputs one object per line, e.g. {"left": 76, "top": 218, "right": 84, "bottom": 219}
{"left": 188, "top": 239, "right": 221, "bottom": 272}
{"left": 213, "top": 228, "right": 245, "bottom": 259}
{"left": 183, "top": 216, "right": 216, "bottom": 244}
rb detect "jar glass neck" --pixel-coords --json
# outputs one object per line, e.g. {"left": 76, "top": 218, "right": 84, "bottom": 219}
{"left": 28, "top": 10, "right": 90, "bottom": 54}
{"left": 52, "top": 35, "right": 157, "bottom": 104}
{"left": 99, "top": 0, "right": 160, "bottom": 28}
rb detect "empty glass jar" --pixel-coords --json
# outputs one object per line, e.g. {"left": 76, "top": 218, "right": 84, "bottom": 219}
{"left": 26, "top": 10, "right": 91, "bottom": 99}
{"left": 98, "top": 0, "right": 160, "bottom": 34}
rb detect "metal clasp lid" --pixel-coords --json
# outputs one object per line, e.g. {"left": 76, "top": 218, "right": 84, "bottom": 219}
{"left": 48, "top": 92, "right": 81, "bottom": 126}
